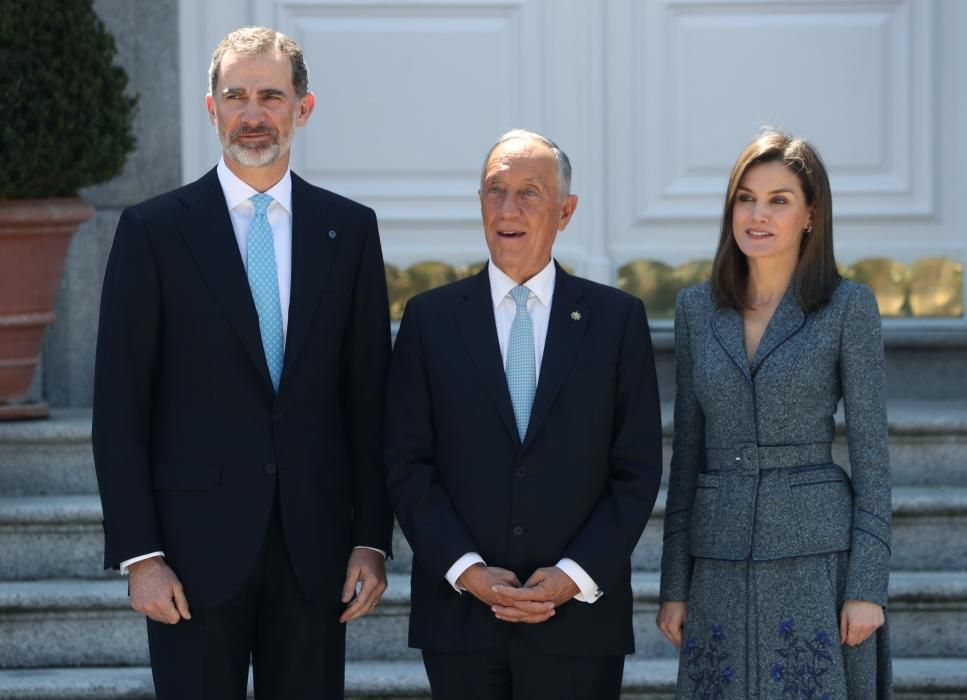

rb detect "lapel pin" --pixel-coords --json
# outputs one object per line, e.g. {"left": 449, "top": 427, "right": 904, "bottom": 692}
{"left": 570, "top": 311, "right": 582, "bottom": 321}
{"left": 328, "top": 230, "right": 337, "bottom": 239}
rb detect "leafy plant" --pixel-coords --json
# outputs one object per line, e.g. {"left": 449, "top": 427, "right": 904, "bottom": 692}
{"left": 0, "top": 0, "right": 138, "bottom": 198}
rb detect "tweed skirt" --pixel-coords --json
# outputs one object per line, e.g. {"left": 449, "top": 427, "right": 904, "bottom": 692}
{"left": 676, "top": 552, "right": 892, "bottom": 699}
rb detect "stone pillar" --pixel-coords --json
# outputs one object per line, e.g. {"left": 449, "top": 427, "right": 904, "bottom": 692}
{"left": 43, "top": 0, "right": 182, "bottom": 407}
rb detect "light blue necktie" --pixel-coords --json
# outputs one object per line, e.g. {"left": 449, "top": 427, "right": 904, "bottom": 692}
{"left": 247, "top": 193, "right": 284, "bottom": 392}
{"left": 506, "top": 285, "right": 536, "bottom": 440}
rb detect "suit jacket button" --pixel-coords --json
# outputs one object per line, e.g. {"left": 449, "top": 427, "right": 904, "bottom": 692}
{"left": 273, "top": 412, "right": 283, "bottom": 422}
{"left": 512, "top": 525, "right": 524, "bottom": 536}
{"left": 515, "top": 467, "right": 526, "bottom": 477}
{"left": 264, "top": 463, "right": 277, "bottom": 475}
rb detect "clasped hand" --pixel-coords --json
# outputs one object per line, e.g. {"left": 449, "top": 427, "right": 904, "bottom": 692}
{"left": 456, "top": 565, "right": 579, "bottom": 624}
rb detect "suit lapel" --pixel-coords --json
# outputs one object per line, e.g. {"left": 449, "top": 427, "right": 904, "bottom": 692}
{"left": 711, "top": 306, "right": 751, "bottom": 383}
{"left": 524, "top": 264, "right": 587, "bottom": 448}
{"left": 177, "top": 168, "right": 273, "bottom": 392}
{"left": 455, "top": 269, "right": 520, "bottom": 445}
{"left": 710, "top": 284, "right": 806, "bottom": 382}
{"left": 750, "top": 285, "right": 805, "bottom": 376}
{"left": 280, "top": 173, "right": 337, "bottom": 390}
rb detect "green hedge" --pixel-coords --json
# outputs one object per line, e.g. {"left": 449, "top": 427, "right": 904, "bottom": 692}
{"left": 0, "top": 0, "right": 137, "bottom": 198}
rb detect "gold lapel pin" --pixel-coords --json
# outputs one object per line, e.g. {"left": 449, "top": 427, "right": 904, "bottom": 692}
{"left": 570, "top": 311, "right": 582, "bottom": 321}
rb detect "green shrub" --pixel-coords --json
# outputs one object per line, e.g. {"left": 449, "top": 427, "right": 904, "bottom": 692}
{"left": 0, "top": 0, "right": 138, "bottom": 198}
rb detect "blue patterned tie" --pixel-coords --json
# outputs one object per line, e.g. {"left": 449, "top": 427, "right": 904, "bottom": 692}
{"left": 247, "top": 193, "right": 284, "bottom": 392}
{"left": 506, "top": 285, "right": 536, "bottom": 440}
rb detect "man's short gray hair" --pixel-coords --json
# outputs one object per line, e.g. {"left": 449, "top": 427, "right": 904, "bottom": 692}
{"left": 482, "top": 129, "right": 572, "bottom": 198}
{"left": 209, "top": 26, "right": 309, "bottom": 98}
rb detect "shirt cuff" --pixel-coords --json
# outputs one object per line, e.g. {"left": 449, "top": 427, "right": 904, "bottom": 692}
{"left": 556, "top": 558, "right": 602, "bottom": 603}
{"left": 445, "top": 552, "right": 486, "bottom": 593}
{"left": 119, "top": 551, "right": 165, "bottom": 575}
{"left": 353, "top": 545, "right": 387, "bottom": 559}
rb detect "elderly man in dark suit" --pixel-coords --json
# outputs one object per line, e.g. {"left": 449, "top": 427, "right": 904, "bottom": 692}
{"left": 385, "top": 130, "right": 663, "bottom": 699}
{"left": 92, "top": 26, "right": 393, "bottom": 699}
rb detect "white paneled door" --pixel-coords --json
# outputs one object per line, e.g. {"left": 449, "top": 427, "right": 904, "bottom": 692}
{"left": 180, "top": 0, "right": 965, "bottom": 324}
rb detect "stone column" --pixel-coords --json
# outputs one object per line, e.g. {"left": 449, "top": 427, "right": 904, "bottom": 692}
{"left": 43, "top": 0, "right": 182, "bottom": 408}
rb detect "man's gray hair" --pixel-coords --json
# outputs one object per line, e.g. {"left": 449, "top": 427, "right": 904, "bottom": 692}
{"left": 209, "top": 26, "right": 309, "bottom": 98}
{"left": 482, "top": 129, "right": 572, "bottom": 198}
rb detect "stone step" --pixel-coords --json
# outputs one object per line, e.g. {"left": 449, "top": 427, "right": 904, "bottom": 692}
{"left": 836, "top": 400, "right": 967, "bottom": 488}
{"left": 0, "top": 497, "right": 106, "bottom": 580}
{"left": 0, "top": 411, "right": 95, "bottom": 496}
{"left": 1, "top": 571, "right": 963, "bottom": 668}
{"left": 1, "top": 401, "right": 964, "bottom": 496}
{"left": 890, "top": 487, "right": 967, "bottom": 569}
{"left": 3, "top": 485, "right": 966, "bottom": 580}
{"left": 0, "top": 657, "right": 964, "bottom": 700}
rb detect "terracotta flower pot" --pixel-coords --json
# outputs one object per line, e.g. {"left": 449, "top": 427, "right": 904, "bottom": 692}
{"left": 0, "top": 198, "right": 95, "bottom": 419}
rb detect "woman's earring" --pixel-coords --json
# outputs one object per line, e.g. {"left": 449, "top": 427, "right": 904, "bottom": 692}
{"left": 804, "top": 224, "right": 813, "bottom": 234}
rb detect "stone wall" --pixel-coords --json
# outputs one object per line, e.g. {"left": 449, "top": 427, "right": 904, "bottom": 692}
{"left": 36, "top": 1, "right": 967, "bottom": 408}
{"left": 43, "top": 0, "right": 182, "bottom": 407}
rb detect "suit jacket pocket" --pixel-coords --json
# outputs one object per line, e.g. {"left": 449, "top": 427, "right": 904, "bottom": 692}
{"left": 753, "top": 464, "right": 852, "bottom": 560}
{"left": 688, "top": 472, "right": 721, "bottom": 558}
{"left": 690, "top": 471, "right": 760, "bottom": 560}
{"left": 152, "top": 463, "right": 221, "bottom": 491}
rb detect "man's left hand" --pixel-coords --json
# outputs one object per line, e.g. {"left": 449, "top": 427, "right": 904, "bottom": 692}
{"left": 490, "top": 566, "right": 579, "bottom": 623}
{"left": 339, "top": 548, "right": 387, "bottom": 623}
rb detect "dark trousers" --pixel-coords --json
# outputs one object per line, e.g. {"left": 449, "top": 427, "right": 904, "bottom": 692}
{"left": 422, "top": 634, "right": 624, "bottom": 700}
{"left": 146, "top": 496, "right": 346, "bottom": 699}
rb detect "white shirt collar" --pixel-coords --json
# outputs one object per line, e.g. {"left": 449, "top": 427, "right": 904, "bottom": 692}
{"left": 489, "top": 258, "right": 556, "bottom": 309}
{"left": 216, "top": 157, "right": 292, "bottom": 214}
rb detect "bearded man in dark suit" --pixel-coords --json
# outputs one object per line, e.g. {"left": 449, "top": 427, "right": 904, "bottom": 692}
{"left": 385, "top": 130, "right": 663, "bottom": 699}
{"left": 93, "top": 26, "right": 393, "bottom": 699}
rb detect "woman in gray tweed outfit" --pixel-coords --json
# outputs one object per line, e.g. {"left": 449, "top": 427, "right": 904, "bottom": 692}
{"left": 656, "top": 131, "right": 892, "bottom": 698}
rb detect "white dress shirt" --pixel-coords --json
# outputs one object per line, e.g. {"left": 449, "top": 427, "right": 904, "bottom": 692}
{"left": 444, "top": 259, "right": 602, "bottom": 604}
{"left": 119, "top": 160, "right": 382, "bottom": 573}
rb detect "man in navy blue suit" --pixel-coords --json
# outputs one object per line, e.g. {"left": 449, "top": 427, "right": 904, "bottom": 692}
{"left": 93, "top": 27, "right": 392, "bottom": 699}
{"left": 385, "top": 130, "right": 663, "bottom": 699}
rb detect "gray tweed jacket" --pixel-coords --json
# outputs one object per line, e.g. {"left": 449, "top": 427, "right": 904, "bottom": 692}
{"left": 660, "top": 279, "right": 891, "bottom": 606}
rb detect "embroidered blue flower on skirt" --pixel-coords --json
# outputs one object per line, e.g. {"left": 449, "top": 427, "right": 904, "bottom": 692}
{"left": 682, "top": 637, "right": 697, "bottom": 658}
{"left": 770, "top": 617, "right": 836, "bottom": 697}
{"left": 683, "top": 624, "right": 734, "bottom": 696}
{"left": 778, "top": 617, "right": 796, "bottom": 640}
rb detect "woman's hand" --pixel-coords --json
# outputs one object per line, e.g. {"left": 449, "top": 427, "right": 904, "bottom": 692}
{"left": 840, "top": 599, "right": 884, "bottom": 646}
{"left": 656, "top": 600, "right": 688, "bottom": 647}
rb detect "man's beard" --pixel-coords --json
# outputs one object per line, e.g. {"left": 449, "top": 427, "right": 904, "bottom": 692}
{"left": 219, "top": 123, "right": 294, "bottom": 168}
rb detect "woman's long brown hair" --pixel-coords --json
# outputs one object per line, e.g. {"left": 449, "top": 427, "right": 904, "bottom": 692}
{"left": 710, "top": 130, "right": 840, "bottom": 313}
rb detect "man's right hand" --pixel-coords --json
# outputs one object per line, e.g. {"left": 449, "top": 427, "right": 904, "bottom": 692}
{"left": 128, "top": 556, "right": 192, "bottom": 624}
{"left": 456, "top": 565, "right": 554, "bottom": 622}
{"left": 456, "top": 564, "right": 522, "bottom": 607}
